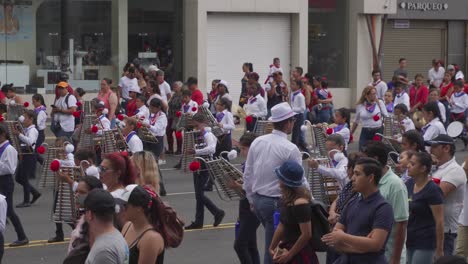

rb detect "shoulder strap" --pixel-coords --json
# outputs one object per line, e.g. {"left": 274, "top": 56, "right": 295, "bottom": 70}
{"left": 129, "top": 228, "right": 154, "bottom": 248}
{"left": 65, "top": 93, "right": 71, "bottom": 108}
{"left": 122, "top": 222, "right": 132, "bottom": 237}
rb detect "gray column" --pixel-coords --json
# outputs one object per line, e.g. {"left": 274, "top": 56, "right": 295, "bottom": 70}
{"left": 448, "top": 21, "right": 465, "bottom": 71}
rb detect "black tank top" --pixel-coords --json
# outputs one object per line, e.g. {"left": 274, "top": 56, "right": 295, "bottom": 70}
{"left": 124, "top": 225, "right": 165, "bottom": 264}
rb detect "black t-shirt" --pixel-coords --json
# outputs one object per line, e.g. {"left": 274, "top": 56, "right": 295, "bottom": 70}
{"left": 405, "top": 179, "right": 444, "bottom": 250}
{"left": 279, "top": 203, "right": 311, "bottom": 244}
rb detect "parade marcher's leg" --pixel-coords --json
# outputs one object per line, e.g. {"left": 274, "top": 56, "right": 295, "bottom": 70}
{"left": 48, "top": 191, "right": 64, "bottom": 243}
{"left": 198, "top": 163, "right": 224, "bottom": 226}
{"left": 15, "top": 155, "right": 40, "bottom": 207}
{"left": 0, "top": 175, "right": 28, "bottom": 246}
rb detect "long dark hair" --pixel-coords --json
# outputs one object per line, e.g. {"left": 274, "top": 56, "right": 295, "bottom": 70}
{"left": 413, "top": 152, "right": 433, "bottom": 175}
{"left": 402, "top": 130, "right": 426, "bottom": 153}
{"left": 336, "top": 108, "right": 351, "bottom": 128}
{"left": 32, "top": 94, "right": 45, "bottom": 106}
{"left": 243, "top": 62, "right": 253, "bottom": 72}
{"left": 280, "top": 184, "right": 311, "bottom": 206}
{"left": 423, "top": 101, "right": 443, "bottom": 122}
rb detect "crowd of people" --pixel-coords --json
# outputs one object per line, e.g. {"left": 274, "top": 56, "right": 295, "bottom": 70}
{"left": 0, "top": 56, "right": 466, "bottom": 264}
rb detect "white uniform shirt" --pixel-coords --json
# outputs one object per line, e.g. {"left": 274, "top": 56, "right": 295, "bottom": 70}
{"left": 159, "top": 81, "right": 172, "bottom": 102}
{"left": 458, "top": 162, "right": 468, "bottom": 226}
{"left": 450, "top": 92, "right": 468, "bottom": 114}
{"left": 422, "top": 117, "right": 446, "bottom": 141}
{"left": 401, "top": 117, "right": 415, "bottom": 132}
{"left": 126, "top": 131, "right": 143, "bottom": 154}
{"left": 432, "top": 158, "right": 466, "bottom": 233}
{"left": 330, "top": 125, "right": 350, "bottom": 150}
{"left": 0, "top": 194, "right": 6, "bottom": 234}
{"left": 436, "top": 101, "right": 446, "bottom": 123}
{"left": 19, "top": 124, "right": 38, "bottom": 147}
{"left": 353, "top": 100, "right": 388, "bottom": 128}
{"left": 243, "top": 130, "right": 309, "bottom": 203}
{"left": 54, "top": 93, "right": 77, "bottom": 133}
{"left": 317, "top": 157, "right": 349, "bottom": 189}
{"left": 135, "top": 105, "right": 150, "bottom": 122}
{"left": 145, "top": 111, "right": 167, "bottom": 137}
{"left": 217, "top": 110, "right": 235, "bottom": 134}
{"left": 119, "top": 76, "right": 139, "bottom": 100}
{"left": 195, "top": 129, "right": 217, "bottom": 156}
{"left": 35, "top": 107, "right": 47, "bottom": 131}
{"left": 97, "top": 115, "right": 111, "bottom": 136}
{"left": 369, "top": 80, "right": 388, "bottom": 99}
{"left": 428, "top": 67, "right": 445, "bottom": 88}
{"left": 244, "top": 94, "right": 267, "bottom": 118}
{"left": 0, "top": 141, "right": 17, "bottom": 175}
{"left": 290, "top": 90, "right": 306, "bottom": 114}
{"left": 394, "top": 92, "right": 410, "bottom": 110}
{"left": 181, "top": 100, "right": 199, "bottom": 114}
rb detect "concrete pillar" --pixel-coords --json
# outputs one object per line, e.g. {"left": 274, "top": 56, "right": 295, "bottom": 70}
{"left": 115, "top": 0, "right": 128, "bottom": 82}
{"left": 448, "top": 21, "right": 465, "bottom": 70}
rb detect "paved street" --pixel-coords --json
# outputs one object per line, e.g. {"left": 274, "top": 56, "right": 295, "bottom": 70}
{"left": 2, "top": 128, "right": 468, "bottom": 264}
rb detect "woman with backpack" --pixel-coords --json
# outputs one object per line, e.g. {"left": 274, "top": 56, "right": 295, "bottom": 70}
{"left": 269, "top": 160, "right": 319, "bottom": 264}
{"left": 121, "top": 185, "right": 165, "bottom": 264}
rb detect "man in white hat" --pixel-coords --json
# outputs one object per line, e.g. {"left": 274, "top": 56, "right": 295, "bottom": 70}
{"left": 243, "top": 102, "right": 309, "bottom": 264}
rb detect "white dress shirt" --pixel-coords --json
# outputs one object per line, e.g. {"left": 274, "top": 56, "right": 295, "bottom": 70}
{"left": 353, "top": 100, "right": 388, "bottom": 128}
{"left": 0, "top": 140, "right": 18, "bottom": 175}
{"left": 36, "top": 107, "right": 47, "bottom": 131}
{"left": 218, "top": 110, "right": 235, "bottom": 134}
{"left": 290, "top": 90, "right": 306, "bottom": 114}
{"left": 243, "top": 130, "right": 309, "bottom": 203}
{"left": 97, "top": 115, "right": 111, "bottom": 136}
{"left": 317, "top": 157, "right": 349, "bottom": 190}
{"left": 436, "top": 101, "right": 446, "bottom": 123}
{"left": 369, "top": 80, "right": 388, "bottom": 99}
{"left": 135, "top": 105, "right": 150, "bottom": 122}
{"left": 330, "top": 124, "right": 350, "bottom": 150}
{"left": 244, "top": 94, "right": 267, "bottom": 118}
{"left": 422, "top": 117, "right": 446, "bottom": 141}
{"left": 0, "top": 194, "right": 6, "bottom": 234}
{"left": 145, "top": 111, "right": 167, "bottom": 137}
{"left": 401, "top": 117, "right": 415, "bottom": 132}
{"left": 181, "top": 100, "right": 199, "bottom": 114}
{"left": 126, "top": 131, "right": 143, "bottom": 154}
{"left": 54, "top": 93, "right": 77, "bottom": 133}
{"left": 394, "top": 92, "right": 410, "bottom": 110}
{"left": 19, "top": 124, "right": 38, "bottom": 147}
{"left": 450, "top": 92, "right": 468, "bottom": 114}
{"left": 195, "top": 129, "right": 217, "bottom": 156}
{"left": 428, "top": 67, "right": 445, "bottom": 88}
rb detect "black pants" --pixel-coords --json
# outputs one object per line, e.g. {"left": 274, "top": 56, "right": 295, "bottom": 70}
{"left": 35, "top": 130, "right": 45, "bottom": 164}
{"left": 15, "top": 154, "right": 40, "bottom": 203}
{"left": 0, "top": 175, "right": 27, "bottom": 241}
{"left": 215, "top": 133, "right": 232, "bottom": 158}
{"left": 0, "top": 227, "right": 3, "bottom": 263}
{"left": 291, "top": 113, "right": 307, "bottom": 151}
{"left": 234, "top": 198, "right": 261, "bottom": 264}
{"left": 144, "top": 138, "right": 166, "bottom": 194}
{"left": 53, "top": 191, "right": 75, "bottom": 239}
{"left": 193, "top": 162, "right": 222, "bottom": 225}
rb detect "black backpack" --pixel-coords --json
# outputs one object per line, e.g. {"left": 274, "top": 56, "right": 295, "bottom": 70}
{"left": 310, "top": 200, "right": 331, "bottom": 252}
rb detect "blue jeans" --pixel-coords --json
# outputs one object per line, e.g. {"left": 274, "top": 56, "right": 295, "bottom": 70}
{"left": 444, "top": 232, "right": 457, "bottom": 256}
{"left": 407, "top": 249, "right": 434, "bottom": 264}
{"left": 252, "top": 193, "right": 279, "bottom": 264}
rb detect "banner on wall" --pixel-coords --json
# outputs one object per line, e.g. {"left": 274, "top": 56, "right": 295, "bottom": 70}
{"left": 0, "top": 0, "right": 33, "bottom": 41}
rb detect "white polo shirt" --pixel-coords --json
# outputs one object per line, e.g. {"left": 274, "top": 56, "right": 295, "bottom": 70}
{"left": 119, "top": 76, "right": 139, "bottom": 100}
{"left": 159, "top": 81, "right": 172, "bottom": 102}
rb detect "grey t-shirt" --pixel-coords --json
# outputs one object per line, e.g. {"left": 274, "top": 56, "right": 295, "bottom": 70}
{"left": 85, "top": 230, "right": 129, "bottom": 264}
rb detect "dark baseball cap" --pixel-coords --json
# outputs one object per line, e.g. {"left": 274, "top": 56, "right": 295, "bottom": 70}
{"left": 425, "top": 134, "right": 455, "bottom": 146}
{"left": 84, "top": 189, "right": 115, "bottom": 213}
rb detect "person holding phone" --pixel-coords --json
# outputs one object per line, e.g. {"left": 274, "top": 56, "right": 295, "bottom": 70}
{"left": 51, "top": 82, "right": 77, "bottom": 140}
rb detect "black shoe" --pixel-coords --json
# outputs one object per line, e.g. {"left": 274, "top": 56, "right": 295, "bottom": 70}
{"left": 31, "top": 193, "right": 42, "bottom": 205}
{"left": 185, "top": 222, "right": 203, "bottom": 230}
{"left": 48, "top": 236, "right": 64, "bottom": 243}
{"left": 213, "top": 211, "right": 225, "bottom": 227}
{"left": 173, "top": 162, "right": 181, "bottom": 169}
{"left": 16, "top": 202, "right": 31, "bottom": 208}
{"left": 9, "top": 238, "right": 29, "bottom": 247}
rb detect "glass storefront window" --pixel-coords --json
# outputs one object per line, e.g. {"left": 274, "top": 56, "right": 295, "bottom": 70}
{"left": 308, "top": 0, "right": 349, "bottom": 87}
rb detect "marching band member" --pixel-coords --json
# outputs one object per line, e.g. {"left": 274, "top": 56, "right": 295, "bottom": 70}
{"left": 0, "top": 125, "right": 29, "bottom": 247}
{"left": 14, "top": 110, "right": 41, "bottom": 208}
{"left": 133, "top": 95, "right": 150, "bottom": 122}
{"left": 384, "top": 90, "right": 394, "bottom": 116}
{"left": 121, "top": 117, "right": 143, "bottom": 154}
{"left": 421, "top": 101, "right": 446, "bottom": 142}
{"left": 290, "top": 80, "right": 308, "bottom": 151}
{"left": 181, "top": 89, "right": 199, "bottom": 115}
{"left": 32, "top": 94, "right": 47, "bottom": 163}
{"left": 244, "top": 82, "right": 267, "bottom": 132}
{"left": 144, "top": 98, "right": 167, "bottom": 158}
{"left": 57, "top": 149, "right": 100, "bottom": 193}
{"left": 215, "top": 97, "right": 235, "bottom": 157}
{"left": 324, "top": 108, "right": 351, "bottom": 152}
{"left": 185, "top": 113, "right": 225, "bottom": 230}
{"left": 429, "top": 88, "right": 447, "bottom": 124}
{"left": 351, "top": 86, "right": 388, "bottom": 151}
{"left": 94, "top": 103, "right": 111, "bottom": 135}
{"left": 449, "top": 80, "right": 468, "bottom": 122}
{"left": 394, "top": 82, "right": 410, "bottom": 110}
{"left": 394, "top": 104, "right": 415, "bottom": 133}
{"left": 308, "top": 134, "right": 349, "bottom": 189}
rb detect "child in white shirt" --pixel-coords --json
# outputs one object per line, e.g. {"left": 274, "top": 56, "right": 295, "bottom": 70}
{"left": 290, "top": 80, "right": 307, "bottom": 151}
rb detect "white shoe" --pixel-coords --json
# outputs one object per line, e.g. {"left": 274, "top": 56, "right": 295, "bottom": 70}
{"left": 158, "top": 159, "right": 166, "bottom": 165}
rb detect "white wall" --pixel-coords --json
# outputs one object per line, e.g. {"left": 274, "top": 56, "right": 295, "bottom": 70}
{"left": 183, "top": 0, "right": 308, "bottom": 95}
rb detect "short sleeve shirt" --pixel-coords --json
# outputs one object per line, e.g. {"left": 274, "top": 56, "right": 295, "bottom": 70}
{"left": 159, "top": 81, "right": 172, "bottom": 102}
{"left": 337, "top": 191, "right": 394, "bottom": 264}
{"left": 432, "top": 158, "right": 466, "bottom": 233}
{"left": 54, "top": 93, "right": 77, "bottom": 132}
{"left": 85, "top": 230, "right": 129, "bottom": 264}
{"left": 378, "top": 168, "right": 409, "bottom": 263}
{"left": 119, "top": 76, "right": 139, "bottom": 100}
{"left": 405, "top": 179, "right": 444, "bottom": 250}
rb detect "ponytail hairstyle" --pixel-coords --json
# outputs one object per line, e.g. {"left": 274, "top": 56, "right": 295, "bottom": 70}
{"left": 423, "top": 101, "right": 443, "bottom": 122}
{"left": 103, "top": 152, "right": 138, "bottom": 186}
{"left": 32, "top": 93, "right": 45, "bottom": 106}
{"left": 402, "top": 130, "right": 426, "bottom": 153}
{"left": 218, "top": 97, "right": 232, "bottom": 112}
{"left": 336, "top": 107, "right": 351, "bottom": 128}
{"left": 23, "top": 109, "right": 37, "bottom": 127}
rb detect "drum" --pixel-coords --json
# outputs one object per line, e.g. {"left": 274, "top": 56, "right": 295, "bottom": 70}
{"left": 447, "top": 121, "right": 464, "bottom": 138}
